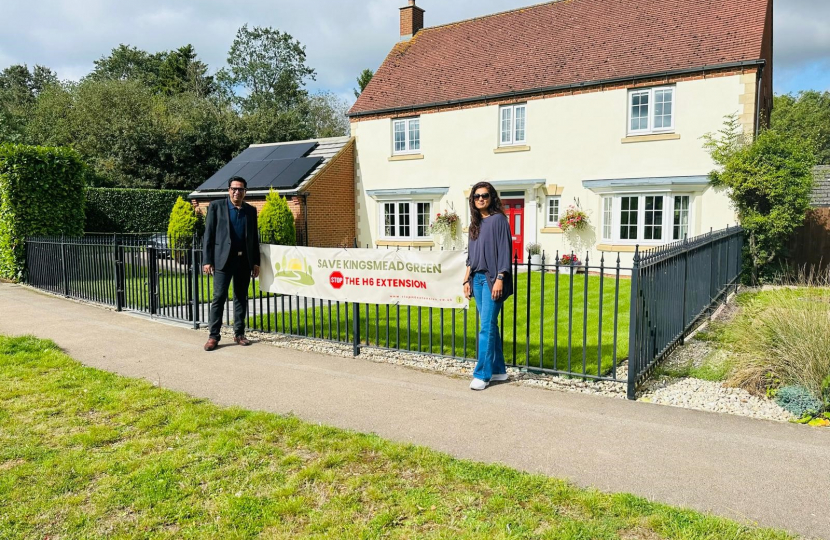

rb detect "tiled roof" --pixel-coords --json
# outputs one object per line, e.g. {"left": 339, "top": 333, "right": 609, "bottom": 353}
{"left": 813, "top": 166, "right": 830, "bottom": 207}
{"left": 350, "top": 0, "right": 770, "bottom": 116}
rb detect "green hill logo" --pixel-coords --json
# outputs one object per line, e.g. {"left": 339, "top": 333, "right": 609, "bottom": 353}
{"left": 274, "top": 256, "right": 315, "bottom": 286}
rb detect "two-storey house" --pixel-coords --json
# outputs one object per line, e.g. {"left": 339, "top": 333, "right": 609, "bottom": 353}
{"left": 348, "top": 0, "right": 773, "bottom": 264}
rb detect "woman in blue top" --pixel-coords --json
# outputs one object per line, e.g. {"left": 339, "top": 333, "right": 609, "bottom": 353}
{"left": 463, "top": 181, "right": 514, "bottom": 391}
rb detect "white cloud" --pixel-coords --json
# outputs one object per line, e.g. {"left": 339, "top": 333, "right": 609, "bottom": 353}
{"left": 1, "top": 0, "right": 827, "bottom": 98}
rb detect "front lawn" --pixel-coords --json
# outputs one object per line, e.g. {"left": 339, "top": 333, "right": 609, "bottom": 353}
{"left": 248, "top": 272, "right": 631, "bottom": 378}
{"left": 0, "top": 335, "right": 791, "bottom": 539}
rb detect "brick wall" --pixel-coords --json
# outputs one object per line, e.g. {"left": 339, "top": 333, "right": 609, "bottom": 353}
{"left": 304, "top": 139, "right": 356, "bottom": 247}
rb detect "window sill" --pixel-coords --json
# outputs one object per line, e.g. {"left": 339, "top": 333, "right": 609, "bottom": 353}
{"left": 540, "top": 227, "right": 563, "bottom": 234}
{"left": 597, "top": 243, "right": 660, "bottom": 252}
{"left": 493, "top": 145, "right": 531, "bottom": 154}
{"left": 621, "top": 133, "right": 680, "bottom": 144}
{"left": 376, "top": 240, "right": 434, "bottom": 247}
{"left": 388, "top": 154, "right": 424, "bottom": 161}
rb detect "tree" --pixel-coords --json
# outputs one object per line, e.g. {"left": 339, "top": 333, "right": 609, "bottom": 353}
{"left": 258, "top": 189, "right": 296, "bottom": 245}
{"left": 167, "top": 196, "right": 203, "bottom": 254}
{"left": 704, "top": 116, "right": 817, "bottom": 284}
{"left": 772, "top": 91, "right": 830, "bottom": 164}
{"left": 218, "top": 24, "right": 316, "bottom": 113}
{"left": 307, "top": 91, "right": 349, "bottom": 138}
{"left": 353, "top": 68, "right": 373, "bottom": 98}
{"left": 0, "top": 64, "right": 57, "bottom": 142}
{"left": 89, "top": 44, "right": 216, "bottom": 97}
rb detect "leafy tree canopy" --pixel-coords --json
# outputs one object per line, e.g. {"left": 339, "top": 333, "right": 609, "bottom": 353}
{"left": 353, "top": 68, "right": 373, "bottom": 98}
{"left": 704, "top": 115, "right": 817, "bottom": 283}
{"left": 771, "top": 90, "right": 830, "bottom": 164}
{"left": 218, "top": 24, "right": 316, "bottom": 113}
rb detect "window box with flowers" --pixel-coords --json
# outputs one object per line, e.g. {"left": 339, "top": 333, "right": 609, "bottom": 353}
{"left": 429, "top": 209, "right": 461, "bottom": 249}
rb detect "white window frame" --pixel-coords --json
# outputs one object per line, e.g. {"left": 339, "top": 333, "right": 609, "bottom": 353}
{"left": 601, "top": 193, "right": 692, "bottom": 245}
{"left": 379, "top": 200, "right": 432, "bottom": 241}
{"left": 392, "top": 117, "right": 420, "bottom": 155}
{"left": 627, "top": 86, "right": 675, "bottom": 136}
{"left": 671, "top": 194, "right": 692, "bottom": 241}
{"left": 546, "top": 196, "right": 561, "bottom": 227}
{"left": 499, "top": 104, "right": 527, "bottom": 146}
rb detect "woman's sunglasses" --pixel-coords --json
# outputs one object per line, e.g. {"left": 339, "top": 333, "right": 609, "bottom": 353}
{"left": 473, "top": 193, "right": 491, "bottom": 201}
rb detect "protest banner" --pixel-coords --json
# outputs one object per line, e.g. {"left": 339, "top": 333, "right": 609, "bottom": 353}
{"left": 258, "top": 245, "right": 469, "bottom": 309}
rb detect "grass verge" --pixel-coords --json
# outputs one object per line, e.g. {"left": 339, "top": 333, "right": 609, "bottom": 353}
{"left": 0, "top": 334, "right": 792, "bottom": 539}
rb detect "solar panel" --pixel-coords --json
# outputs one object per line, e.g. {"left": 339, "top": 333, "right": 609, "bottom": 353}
{"left": 264, "top": 141, "right": 317, "bottom": 160}
{"left": 195, "top": 141, "right": 321, "bottom": 191}
{"left": 234, "top": 146, "right": 277, "bottom": 162}
{"left": 246, "top": 159, "right": 295, "bottom": 189}
{"left": 271, "top": 157, "right": 324, "bottom": 189}
{"left": 198, "top": 161, "right": 248, "bottom": 191}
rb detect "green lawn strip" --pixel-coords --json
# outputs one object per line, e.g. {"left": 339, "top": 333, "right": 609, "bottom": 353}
{"left": 248, "top": 273, "right": 631, "bottom": 377}
{"left": 0, "top": 335, "right": 791, "bottom": 540}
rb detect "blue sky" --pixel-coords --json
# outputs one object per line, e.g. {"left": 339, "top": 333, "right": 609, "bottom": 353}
{"left": 1, "top": 0, "right": 828, "bottom": 105}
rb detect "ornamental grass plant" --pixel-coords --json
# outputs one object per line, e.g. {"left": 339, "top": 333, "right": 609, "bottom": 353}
{"left": 727, "top": 271, "right": 830, "bottom": 407}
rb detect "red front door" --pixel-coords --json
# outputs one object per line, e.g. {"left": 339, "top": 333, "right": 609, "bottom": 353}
{"left": 503, "top": 199, "right": 524, "bottom": 263}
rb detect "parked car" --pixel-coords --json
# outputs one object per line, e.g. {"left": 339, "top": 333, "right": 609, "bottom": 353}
{"left": 147, "top": 233, "right": 172, "bottom": 259}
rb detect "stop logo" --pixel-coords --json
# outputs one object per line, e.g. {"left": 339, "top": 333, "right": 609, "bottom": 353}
{"left": 329, "top": 271, "right": 344, "bottom": 289}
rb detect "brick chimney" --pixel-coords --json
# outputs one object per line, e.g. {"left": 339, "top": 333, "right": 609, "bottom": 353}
{"left": 400, "top": 0, "right": 425, "bottom": 41}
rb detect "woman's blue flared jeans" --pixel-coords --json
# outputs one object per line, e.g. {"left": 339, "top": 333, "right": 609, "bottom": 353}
{"left": 471, "top": 272, "right": 507, "bottom": 381}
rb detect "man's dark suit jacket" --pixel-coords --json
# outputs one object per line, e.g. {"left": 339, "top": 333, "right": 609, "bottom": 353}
{"left": 203, "top": 198, "right": 261, "bottom": 270}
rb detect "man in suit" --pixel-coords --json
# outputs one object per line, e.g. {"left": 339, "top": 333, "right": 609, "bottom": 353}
{"left": 202, "top": 176, "right": 261, "bottom": 351}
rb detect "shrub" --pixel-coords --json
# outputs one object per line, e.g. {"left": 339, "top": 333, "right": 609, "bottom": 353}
{"left": 704, "top": 117, "right": 817, "bottom": 284}
{"left": 728, "top": 287, "right": 830, "bottom": 400}
{"left": 775, "top": 385, "right": 823, "bottom": 417}
{"left": 85, "top": 187, "right": 189, "bottom": 233}
{"left": 258, "top": 189, "right": 296, "bottom": 245}
{"left": 525, "top": 242, "right": 542, "bottom": 256}
{"left": 167, "top": 197, "right": 203, "bottom": 256}
{"left": 0, "top": 144, "right": 86, "bottom": 281}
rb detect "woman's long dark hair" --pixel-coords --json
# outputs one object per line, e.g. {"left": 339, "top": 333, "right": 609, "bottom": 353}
{"left": 468, "top": 181, "right": 504, "bottom": 241}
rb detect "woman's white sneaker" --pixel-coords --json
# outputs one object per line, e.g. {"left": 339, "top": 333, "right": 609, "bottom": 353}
{"left": 470, "top": 378, "right": 489, "bottom": 391}
{"left": 491, "top": 373, "right": 509, "bottom": 382}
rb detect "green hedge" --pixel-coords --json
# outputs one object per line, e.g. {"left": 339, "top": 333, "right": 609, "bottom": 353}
{"left": 84, "top": 187, "right": 190, "bottom": 233}
{"left": 0, "top": 144, "right": 86, "bottom": 281}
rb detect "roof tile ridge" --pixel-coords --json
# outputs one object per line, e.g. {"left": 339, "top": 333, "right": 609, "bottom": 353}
{"left": 418, "top": 0, "right": 567, "bottom": 34}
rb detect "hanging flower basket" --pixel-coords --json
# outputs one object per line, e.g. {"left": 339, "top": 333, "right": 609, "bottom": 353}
{"left": 429, "top": 210, "right": 461, "bottom": 247}
{"left": 560, "top": 205, "right": 589, "bottom": 232}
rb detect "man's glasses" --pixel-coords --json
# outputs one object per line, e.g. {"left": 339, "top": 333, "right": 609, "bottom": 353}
{"left": 473, "top": 193, "right": 491, "bottom": 200}
{"left": 229, "top": 187, "right": 247, "bottom": 193}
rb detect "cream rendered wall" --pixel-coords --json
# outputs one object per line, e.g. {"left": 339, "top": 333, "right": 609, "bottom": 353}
{"left": 352, "top": 75, "right": 742, "bottom": 265}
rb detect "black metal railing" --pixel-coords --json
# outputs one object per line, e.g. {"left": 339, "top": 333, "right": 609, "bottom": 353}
{"left": 626, "top": 226, "right": 744, "bottom": 398}
{"left": 24, "top": 227, "right": 743, "bottom": 398}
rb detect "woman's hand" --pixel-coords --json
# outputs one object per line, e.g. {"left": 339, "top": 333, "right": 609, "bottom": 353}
{"left": 492, "top": 278, "right": 504, "bottom": 301}
{"left": 463, "top": 281, "right": 472, "bottom": 300}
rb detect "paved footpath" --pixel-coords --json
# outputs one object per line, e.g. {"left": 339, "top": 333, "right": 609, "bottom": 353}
{"left": 2, "top": 283, "right": 828, "bottom": 539}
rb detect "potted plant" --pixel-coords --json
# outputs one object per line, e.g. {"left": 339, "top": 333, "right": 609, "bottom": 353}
{"left": 429, "top": 209, "right": 461, "bottom": 249}
{"left": 556, "top": 253, "right": 582, "bottom": 273}
{"left": 526, "top": 242, "right": 542, "bottom": 270}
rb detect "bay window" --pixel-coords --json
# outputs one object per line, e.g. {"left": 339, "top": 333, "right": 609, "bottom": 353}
{"left": 602, "top": 194, "right": 692, "bottom": 244}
